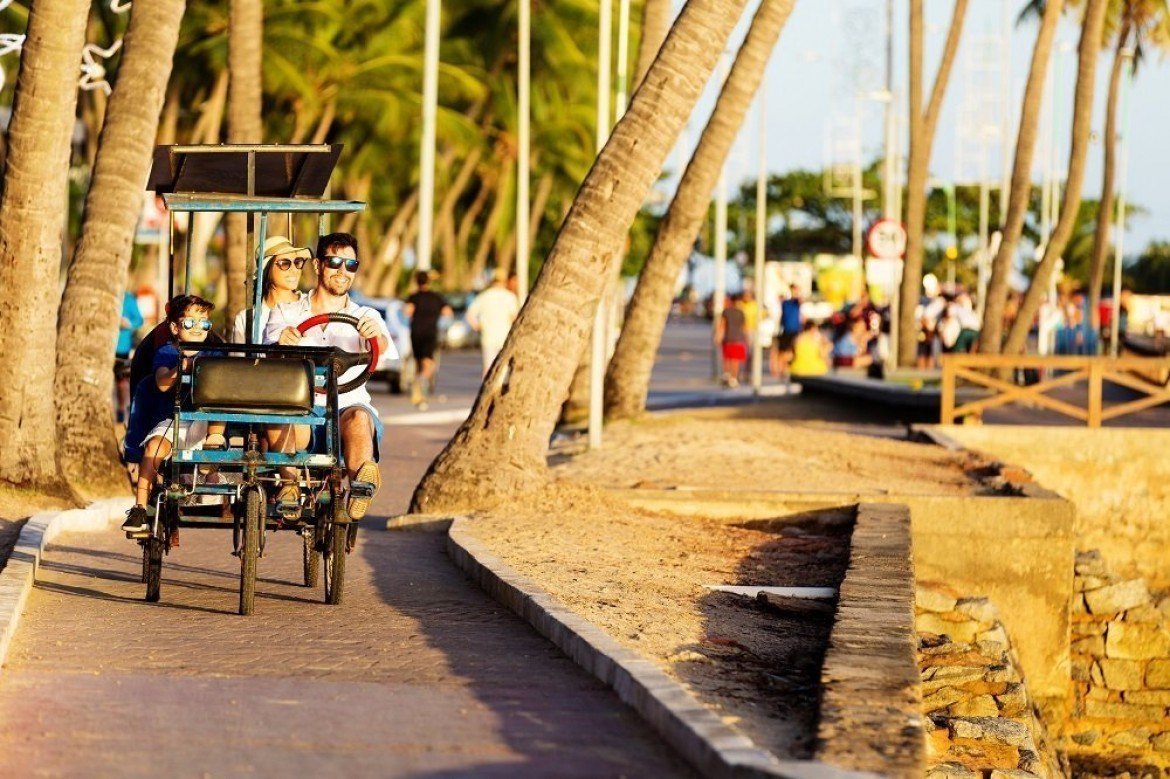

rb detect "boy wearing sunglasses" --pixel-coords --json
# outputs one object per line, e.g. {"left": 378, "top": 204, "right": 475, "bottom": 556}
{"left": 265, "top": 232, "right": 393, "bottom": 519}
{"left": 229, "top": 235, "right": 310, "bottom": 344}
{"left": 123, "top": 295, "right": 227, "bottom": 533}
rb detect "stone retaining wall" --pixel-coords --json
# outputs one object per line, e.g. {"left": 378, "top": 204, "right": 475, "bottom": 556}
{"left": 1065, "top": 549, "right": 1170, "bottom": 775}
{"left": 916, "top": 582, "right": 1064, "bottom": 778}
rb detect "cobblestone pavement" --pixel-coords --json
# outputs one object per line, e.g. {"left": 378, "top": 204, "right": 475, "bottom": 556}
{"left": 0, "top": 421, "right": 691, "bottom": 777}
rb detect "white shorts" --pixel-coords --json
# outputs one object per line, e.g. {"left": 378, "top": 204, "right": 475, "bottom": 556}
{"left": 143, "top": 418, "right": 209, "bottom": 451}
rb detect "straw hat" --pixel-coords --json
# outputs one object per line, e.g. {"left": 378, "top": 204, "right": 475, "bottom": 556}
{"left": 262, "top": 235, "right": 311, "bottom": 260}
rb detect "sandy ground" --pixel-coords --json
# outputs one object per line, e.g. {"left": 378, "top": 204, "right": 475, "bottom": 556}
{"left": 468, "top": 405, "right": 982, "bottom": 759}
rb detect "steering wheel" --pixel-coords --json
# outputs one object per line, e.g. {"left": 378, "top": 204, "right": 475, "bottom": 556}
{"left": 296, "top": 313, "right": 381, "bottom": 395}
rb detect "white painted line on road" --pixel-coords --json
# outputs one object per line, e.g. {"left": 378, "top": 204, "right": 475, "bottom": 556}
{"left": 385, "top": 407, "right": 472, "bottom": 426}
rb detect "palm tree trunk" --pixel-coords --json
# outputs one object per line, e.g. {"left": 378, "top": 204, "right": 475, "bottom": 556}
{"left": 0, "top": 0, "right": 89, "bottom": 492}
{"left": 471, "top": 176, "right": 509, "bottom": 281}
{"left": 978, "top": 0, "right": 1065, "bottom": 353}
{"left": 633, "top": 0, "right": 672, "bottom": 91}
{"left": 410, "top": 0, "right": 753, "bottom": 514}
{"left": 224, "top": 0, "right": 263, "bottom": 327}
{"left": 603, "top": 0, "right": 797, "bottom": 421}
{"left": 1087, "top": 21, "right": 1131, "bottom": 332}
{"left": 54, "top": 0, "right": 187, "bottom": 499}
{"left": 1004, "top": 0, "right": 1109, "bottom": 355}
{"left": 896, "top": 0, "right": 969, "bottom": 367}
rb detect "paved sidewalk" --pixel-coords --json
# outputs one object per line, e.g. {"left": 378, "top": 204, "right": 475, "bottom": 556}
{"left": 0, "top": 424, "right": 691, "bottom": 777}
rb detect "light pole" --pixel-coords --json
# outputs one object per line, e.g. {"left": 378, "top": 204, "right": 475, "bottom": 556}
{"left": 751, "top": 89, "right": 767, "bottom": 394}
{"left": 1110, "top": 46, "right": 1135, "bottom": 357}
{"left": 417, "top": 0, "right": 441, "bottom": 272}
{"left": 588, "top": 0, "right": 613, "bottom": 451}
{"left": 516, "top": 0, "right": 530, "bottom": 302}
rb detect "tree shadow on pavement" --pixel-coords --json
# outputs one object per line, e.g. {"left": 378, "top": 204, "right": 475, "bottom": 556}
{"left": 361, "top": 528, "right": 696, "bottom": 778}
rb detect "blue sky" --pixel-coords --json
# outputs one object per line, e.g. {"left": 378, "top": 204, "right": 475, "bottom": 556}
{"left": 666, "top": 0, "right": 1170, "bottom": 256}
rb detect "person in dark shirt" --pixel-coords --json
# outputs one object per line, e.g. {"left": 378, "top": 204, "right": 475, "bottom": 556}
{"left": 715, "top": 293, "right": 748, "bottom": 387}
{"left": 404, "top": 270, "right": 452, "bottom": 409}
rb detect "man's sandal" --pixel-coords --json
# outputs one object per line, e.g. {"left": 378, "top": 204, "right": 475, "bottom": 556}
{"left": 346, "top": 461, "right": 380, "bottom": 521}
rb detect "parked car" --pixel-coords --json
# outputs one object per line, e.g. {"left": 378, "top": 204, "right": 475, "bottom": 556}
{"left": 349, "top": 291, "right": 415, "bottom": 394}
{"left": 441, "top": 291, "right": 479, "bottom": 350}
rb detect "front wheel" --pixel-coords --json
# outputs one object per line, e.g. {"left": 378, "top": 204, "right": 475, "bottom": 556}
{"left": 323, "top": 522, "right": 348, "bottom": 605}
{"left": 303, "top": 529, "right": 320, "bottom": 588}
{"left": 239, "top": 486, "right": 263, "bottom": 616}
{"left": 143, "top": 538, "right": 163, "bottom": 603}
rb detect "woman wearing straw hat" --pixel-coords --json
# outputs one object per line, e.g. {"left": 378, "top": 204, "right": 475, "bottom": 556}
{"left": 229, "top": 235, "right": 311, "bottom": 344}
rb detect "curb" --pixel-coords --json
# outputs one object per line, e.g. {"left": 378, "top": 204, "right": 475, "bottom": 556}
{"left": 446, "top": 518, "right": 875, "bottom": 779}
{"left": 0, "top": 497, "right": 132, "bottom": 673}
{"left": 385, "top": 513, "right": 458, "bottom": 533}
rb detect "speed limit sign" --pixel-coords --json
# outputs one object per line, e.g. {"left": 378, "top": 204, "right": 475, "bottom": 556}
{"left": 866, "top": 218, "right": 907, "bottom": 259}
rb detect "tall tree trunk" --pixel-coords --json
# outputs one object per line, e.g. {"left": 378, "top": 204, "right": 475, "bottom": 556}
{"left": 0, "top": 0, "right": 89, "bottom": 492}
{"left": 633, "top": 0, "right": 672, "bottom": 92}
{"left": 54, "top": 0, "right": 187, "bottom": 499}
{"left": 1087, "top": 21, "right": 1131, "bottom": 332}
{"left": 978, "top": 0, "right": 1065, "bottom": 353}
{"left": 604, "top": 0, "right": 797, "bottom": 421}
{"left": 896, "top": 0, "right": 969, "bottom": 367}
{"left": 1003, "top": 0, "right": 1109, "bottom": 355}
{"left": 224, "top": 0, "right": 263, "bottom": 327}
{"left": 410, "top": 0, "right": 753, "bottom": 514}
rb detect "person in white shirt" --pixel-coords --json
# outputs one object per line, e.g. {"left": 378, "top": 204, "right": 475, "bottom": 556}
{"left": 230, "top": 235, "right": 308, "bottom": 344}
{"left": 466, "top": 269, "right": 520, "bottom": 374}
{"left": 265, "top": 232, "right": 394, "bottom": 520}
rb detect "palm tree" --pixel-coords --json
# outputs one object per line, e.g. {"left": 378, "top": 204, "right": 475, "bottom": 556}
{"left": 224, "top": 0, "right": 263, "bottom": 327}
{"left": 1086, "top": 0, "right": 1169, "bottom": 330}
{"left": 604, "top": 0, "right": 797, "bottom": 421}
{"left": 0, "top": 0, "right": 89, "bottom": 493}
{"left": 1003, "top": 0, "right": 1109, "bottom": 354}
{"left": 410, "top": 0, "right": 754, "bottom": 514}
{"left": 896, "top": 0, "right": 969, "bottom": 367}
{"left": 979, "top": 0, "right": 1066, "bottom": 353}
{"left": 54, "top": 0, "right": 188, "bottom": 499}
{"left": 633, "top": 0, "right": 671, "bottom": 90}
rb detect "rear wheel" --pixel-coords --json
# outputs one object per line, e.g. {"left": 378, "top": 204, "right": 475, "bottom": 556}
{"left": 143, "top": 538, "right": 163, "bottom": 603}
{"left": 303, "top": 529, "right": 320, "bottom": 587}
{"left": 323, "top": 522, "right": 347, "bottom": 605}
{"left": 239, "top": 487, "right": 263, "bottom": 616}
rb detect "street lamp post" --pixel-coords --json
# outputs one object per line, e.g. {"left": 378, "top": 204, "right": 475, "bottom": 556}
{"left": 1111, "top": 47, "right": 1135, "bottom": 357}
{"left": 751, "top": 89, "right": 766, "bottom": 394}
{"left": 417, "top": 0, "right": 441, "bottom": 272}
{"left": 516, "top": 0, "right": 530, "bottom": 303}
{"left": 588, "top": 0, "right": 613, "bottom": 451}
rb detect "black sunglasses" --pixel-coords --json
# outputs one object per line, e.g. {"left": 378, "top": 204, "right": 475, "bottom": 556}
{"left": 323, "top": 255, "right": 360, "bottom": 273}
{"left": 179, "top": 317, "right": 212, "bottom": 332}
{"left": 273, "top": 257, "right": 307, "bottom": 271}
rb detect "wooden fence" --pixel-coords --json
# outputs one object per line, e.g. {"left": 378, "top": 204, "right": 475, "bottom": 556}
{"left": 939, "top": 354, "right": 1170, "bottom": 427}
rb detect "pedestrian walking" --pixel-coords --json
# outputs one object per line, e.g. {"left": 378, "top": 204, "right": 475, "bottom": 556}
{"left": 466, "top": 269, "right": 520, "bottom": 375}
{"left": 715, "top": 293, "right": 748, "bottom": 387}
{"left": 404, "top": 270, "right": 452, "bottom": 410}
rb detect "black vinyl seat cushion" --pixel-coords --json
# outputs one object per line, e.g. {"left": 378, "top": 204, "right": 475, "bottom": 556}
{"left": 192, "top": 356, "right": 315, "bottom": 415}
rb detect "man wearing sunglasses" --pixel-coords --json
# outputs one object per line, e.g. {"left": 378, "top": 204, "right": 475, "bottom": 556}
{"left": 265, "top": 232, "right": 395, "bottom": 519}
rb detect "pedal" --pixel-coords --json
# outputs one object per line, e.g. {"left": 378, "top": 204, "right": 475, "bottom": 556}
{"left": 277, "top": 501, "right": 301, "bottom": 520}
{"left": 349, "top": 480, "right": 376, "bottom": 499}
